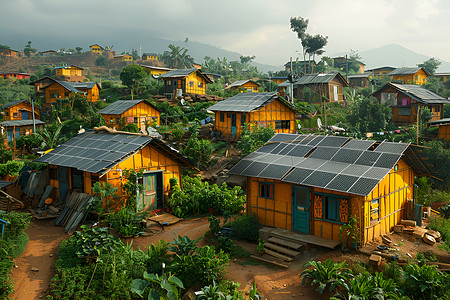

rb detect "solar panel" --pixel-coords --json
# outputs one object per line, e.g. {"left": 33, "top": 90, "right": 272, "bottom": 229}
{"left": 318, "top": 161, "right": 350, "bottom": 173}
{"left": 331, "top": 148, "right": 364, "bottom": 164}
{"left": 270, "top": 143, "right": 289, "bottom": 154}
{"left": 282, "top": 167, "right": 314, "bottom": 184}
{"left": 316, "top": 136, "right": 349, "bottom": 147}
{"left": 306, "top": 135, "right": 325, "bottom": 146}
{"left": 325, "top": 174, "right": 360, "bottom": 193}
{"left": 302, "top": 171, "right": 337, "bottom": 188}
{"left": 243, "top": 152, "right": 265, "bottom": 160}
{"left": 347, "top": 177, "right": 380, "bottom": 196}
{"left": 255, "top": 153, "right": 281, "bottom": 163}
{"left": 362, "top": 167, "right": 391, "bottom": 180}
{"left": 228, "top": 159, "right": 253, "bottom": 175}
{"left": 374, "top": 141, "right": 410, "bottom": 154}
{"left": 298, "top": 135, "right": 315, "bottom": 144}
{"left": 84, "top": 161, "right": 112, "bottom": 173}
{"left": 240, "top": 161, "right": 269, "bottom": 177}
{"left": 267, "top": 133, "right": 299, "bottom": 143}
{"left": 355, "top": 151, "right": 382, "bottom": 166}
{"left": 278, "top": 144, "right": 296, "bottom": 155}
{"left": 308, "top": 147, "right": 339, "bottom": 160}
{"left": 256, "top": 143, "right": 279, "bottom": 153}
{"left": 258, "top": 164, "right": 292, "bottom": 180}
{"left": 273, "top": 156, "right": 305, "bottom": 166}
{"left": 295, "top": 158, "right": 326, "bottom": 170}
{"left": 341, "top": 164, "right": 371, "bottom": 177}
{"left": 342, "top": 139, "right": 375, "bottom": 150}
{"left": 373, "top": 153, "right": 402, "bottom": 169}
{"left": 286, "top": 144, "right": 313, "bottom": 157}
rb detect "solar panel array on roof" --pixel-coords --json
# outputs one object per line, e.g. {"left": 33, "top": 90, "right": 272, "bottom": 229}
{"left": 229, "top": 133, "right": 414, "bottom": 196}
{"left": 35, "top": 130, "right": 152, "bottom": 174}
{"left": 207, "top": 92, "right": 278, "bottom": 112}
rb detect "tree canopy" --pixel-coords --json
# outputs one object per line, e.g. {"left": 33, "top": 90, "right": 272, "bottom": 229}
{"left": 160, "top": 44, "right": 194, "bottom": 69}
{"left": 346, "top": 97, "right": 392, "bottom": 134}
{"left": 23, "top": 41, "right": 37, "bottom": 57}
{"left": 418, "top": 57, "right": 441, "bottom": 75}
{"left": 120, "top": 65, "right": 147, "bottom": 87}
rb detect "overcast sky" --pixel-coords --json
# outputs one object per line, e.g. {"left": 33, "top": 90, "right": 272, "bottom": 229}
{"left": 1, "top": 0, "right": 449, "bottom": 66}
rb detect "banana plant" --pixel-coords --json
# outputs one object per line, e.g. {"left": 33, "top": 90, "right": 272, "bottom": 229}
{"left": 131, "top": 271, "right": 183, "bottom": 300}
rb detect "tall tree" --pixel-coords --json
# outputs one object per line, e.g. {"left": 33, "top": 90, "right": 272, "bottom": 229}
{"left": 305, "top": 34, "right": 328, "bottom": 73}
{"left": 23, "top": 41, "right": 37, "bottom": 57}
{"left": 120, "top": 65, "right": 147, "bottom": 98}
{"left": 418, "top": 57, "right": 441, "bottom": 75}
{"left": 161, "top": 44, "right": 194, "bottom": 69}
{"left": 290, "top": 17, "right": 309, "bottom": 68}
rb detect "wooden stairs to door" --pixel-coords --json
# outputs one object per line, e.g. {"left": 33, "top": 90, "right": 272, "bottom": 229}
{"left": 263, "top": 236, "right": 306, "bottom": 262}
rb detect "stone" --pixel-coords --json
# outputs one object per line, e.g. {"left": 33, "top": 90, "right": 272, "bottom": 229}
{"left": 393, "top": 225, "right": 404, "bottom": 233}
{"left": 400, "top": 220, "right": 416, "bottom": 227}
{"left": 423, "top": 234, "right": 436, "bottom": 246}
{"left": 31, "top": 267, "right": 39, "bottom": 272}
{"left": 369, "top": 254, "right": 382, "bottom": 266}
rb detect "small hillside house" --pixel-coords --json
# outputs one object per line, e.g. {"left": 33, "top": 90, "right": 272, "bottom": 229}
{"left": 30, "top": 77, "right": 101, "bottom": 105}
{"left": 90, "top": 44, "right": 103, "bottom": 54}
{"left": 140, "top": 65, "right": 173, "bottom": 77}
{"left": 142, "top": 53, "right": 158, "bottom": 61}
{"left": 284, "top": 60, "right": 317, "bottom": 74}
{"left": 348, "top": 73, "right": 371, "bottom": 88}
{"left": 271, "top": 77, "right": 288, "bottom": 85}
{"left": 229, "top": 133, "right": 436, "bottom": 245}
{"left": 0, "top": 119, "right": 45, "bottom": 146}
{"left": 207, "top": 92, "right": 298, "bottom": 140}
{"left": 433, "top": 72, "right": 450, "bottom": 83}
{"left": 366, "top": 66, "right": 396, "bottom": 77}
{"left": 40, "top": 50, "right": 57, "bottom": 57}
{"left": 160, "top": 68, "right": 212, "bottom": 98}
{"left": 54, "top": 65, "right": 84, "bottom": 78}
{"left": 389, "top": 67, "right": 429, "bottom": 85}
{"left": 34, "top": 128, "right": 196, "bottom": 212}
{"left": 294, "top": 72, "right": 349, "bottom": 102}
{"left": 373, "top": 83, "right": 450, "bottom": 125}
{"left": 114, "top": 54, "right": 133, "bottom": 62}
{"left": 333, "top": 57, "right": 365, "bottom": 74}
{"left": 0, "top": 72, "right": 30, "bottom": 80}
{"left": 98, "top": 99, "right": 161, "bottom": 131}
{"left": 2, "top": 100, "right": 39, "bottom": 121}
{"left": 225, "top": 80, "right": 260, "bottom": 93}
{"left": 428, "top": 118, "right": 450, "bottom": 140}
{"left": 1, "top": 49, "right": 20, "bottom": 57}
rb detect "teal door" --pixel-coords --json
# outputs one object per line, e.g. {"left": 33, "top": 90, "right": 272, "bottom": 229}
{"left": 137, "top": 172, "right": 163, "bottom": 212}
{"left": 58, "top": 167, "right": 69, "bottom": 203}
{"left": 230, "top": 114, "right": 237, "bottom": 137}
{"left": 292, "top": 185, "right": 310, "bottom": 234}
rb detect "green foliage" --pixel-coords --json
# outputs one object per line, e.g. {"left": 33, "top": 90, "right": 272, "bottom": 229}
{"left": 418, "top": 57, "right": 441, "bottom": 75}
{"left": 0, "top": 160, "right": 24, "bottom": 177}
{"left": 339, "top": 216, "right": 359, "bottom": 249}
{"left": 422, "top": 140, "right": 450, "bottom": 190}
{"left": 400, "top": 264, "right": 450, "bottom": 299}
{"left": 122, "top": 169, "right": 143, "bottom": 208}
{"left": 439, "top": 204, "right": 450, "bottom": 219}
{"left": 121, "top": 123, "right": 140, "bottom": 133}
{"left": 427, "top": 216, "right": 450, "bottom": 252}
{"left": 102, "top": 80, "right": 112, "bottom": 89}
{"left": 94, "top": 55, "right": 108, "bottom": 67}
{"left": 35, "top": 122, "right": 64, "bottom": 150}
{"left": 23, "top": 41, "right": 37, "bottom": 57}
{"left": 256, "top": 239, "right": 264, "bottom": 252}
{"left": 169, "top": 176, "right": 246, "bottom": 218}
{"left": 300, "top": 259, "right": 353, "bottom": 294}
{"left": 161, "top": 44, "right": 195, "bottom": 69}
{"left": 183, "top": 129, "right": 213, "bottom": 169}
{"left": 168, "top": 235, "right": 202, "bottom": 256}
{"left": 70, "top": 225, "right": 124, "bottom": 261}
{"left": 15, "top": 134, "right": 42, "bottom": 152}
{"left": 105, "top": 207, "right": 146, "bottom": 237}
{"left": 131, "top": 272, "right": 184, "bottom": 300}
{"left": 92, "top": 181, "right": 121, "bottom": 212}
{"left": 120, "top": 64, "right": 147, "bottom": 88}
{"left": 347, "top": 96, "right": 392, "bottom": 134}
{"left": 0, "top": 78, "right": 34, "bottom": 104}
{"left": 230, "top": 214, "right": 259, "bottom": 242}
{"left": 237, "top": 124, "right": 275, "bottom": 156}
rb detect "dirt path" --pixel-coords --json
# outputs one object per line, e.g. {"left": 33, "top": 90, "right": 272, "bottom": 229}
{"left": 11, "top": 216, "right": 328, "bottom": 300}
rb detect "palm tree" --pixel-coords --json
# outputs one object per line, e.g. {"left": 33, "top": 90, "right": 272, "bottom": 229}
{"left": 161, "top": 44, "right": 194, "bottom": 69}
{"left": 35, "top": 123, "right": 64, "bottom": 150}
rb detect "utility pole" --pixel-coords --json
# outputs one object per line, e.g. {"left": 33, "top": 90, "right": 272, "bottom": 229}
{"left": 31, "top": 96, "right": 36, "bottom": 133}
{"left": 416, "top": 106, "right": 421, "bottom": 144}
{"left": 290, "top": 57, "right": 294, "bottom": 103}
{"left": 345, "top": 54, "right": 348, "bottom": 83}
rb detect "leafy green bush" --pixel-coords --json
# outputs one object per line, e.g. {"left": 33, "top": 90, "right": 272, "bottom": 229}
{"left": 0, "top": 160, "right": 25, "bottom": 177}
{"left": 2, "top": 212, "right": 31, "bottom": 238}
{"left": 237, "top": 124, "right": 275, "bottom": 156}
{"left": 439, "top": 204, "right": 450, "bottom": 219}
{"left": 105, "top": 207, "right": 146, "bottom": 237}
{"left": 15, "top": 134, "right": 43, "bottom": 152}
{"left": 332, "top": 271, "right": 398, "bottom": 299}
{"left": 122, "top": 123, "right": 140, "bottom": 133}
{"left": 427, "top": 216, "right": 450, "bottom": 251}
{"left": 300, "top": 259, "right": 353, "bottom": 294}
{"left": 183, "top": 131, "right": 213, "bottom": 169}
{"left": 230, "top": 214, "right": 259, "bottom": 242}
{"left": 400, "top": 264, "right": 450, "bottom": 300}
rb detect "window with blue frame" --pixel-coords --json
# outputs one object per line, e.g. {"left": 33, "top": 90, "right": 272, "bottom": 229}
{"left": 314, "top": 193, "right": 349, "bottom": 223}
{"left": 259, "top": 182, "right": 273, "bottom": 199}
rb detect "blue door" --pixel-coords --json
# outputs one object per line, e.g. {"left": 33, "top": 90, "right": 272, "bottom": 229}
{"left": 292, "top": 185, "right": 310, "bottom": 234}
{"left": 230, "top": 114, "right": 237, "bottom": 137}
{"left": 58, "top": 167, "right": 70, "bottom": 203}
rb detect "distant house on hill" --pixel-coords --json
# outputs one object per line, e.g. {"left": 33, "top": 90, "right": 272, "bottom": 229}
{"left": 40, "top": 50, "right": 57, "bottom": 57}
{"left": 294, "top": 72, "right": 349, "bottom": 102}
{"left": 0, "top": 72, "right": 30, "bottom": 80}
{"left": 332, "top": 56, "right": 365, "bottom": 74}
{"left": 160, "top": 68, "right": 212, "bottom": 98}
{"left": 366, "top": 66, "right": 396, "bottom": 77}
{"left": 428, "top": 118, "right": 450, "bottom": 140}
{"left": 1, "top": 49, "right": 20, "bottom": 57}
{"left": 0, "top": 119, "right": 45, "bottom": 147}
{"left": 140, "top": 65, "right": 173, "bottom": 77}
{"left": 284, "top": 60, "right": 317, "bottom": 74}
{"left": 373, "top": 82, "right": 450, "bottom": 125}
{"left": 225, "top": 80, "right": 260, "bottom": 93}
{"left": 2, "top": 100, "right": 39, "bottom": 121}
{"left": 207, "top": 92, "right": 298, "bottom": 140}
{"left": 90, "top": 44, "right": 103, "bottom": 54}
{"left": 389, "top": 67, "right": 429, "bottom": 85}
{"left": 270, "top": 77, "right": 288, "bottom": 85}
{"left": 348, "top": 73, "right": 371, "bottom": 88}
{"left": 142, "top": 53, "right": 158, "bottom": 61}
{"left": 433, "top": 72, "right": 450, "bottom": 83}
{"left": 98, "top": 99, "right": 161, "bottom": 131}
{"left": 54, "top": 65, "right": 85, "bottom": 82}
{"left": 30, "top": 76, "right": 101, "bottom": 106}
{"left": 114, "top": 54, "right": 133, "bottom": 62}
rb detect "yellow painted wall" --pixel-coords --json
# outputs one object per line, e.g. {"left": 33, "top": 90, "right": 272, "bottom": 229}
{"left": 438, "top": 124, "right": 450, "bottom": 140}
{"left": 392, "top": 69, "right": 428, "bottom": 85}
{"left": 55, "top": 67, "right": 83, "bottom": 77}
{"left": 3, "top": 102, "right": 39, "bottom": 121}
{"left": 228, "top": 82, "right": 259, "bottom": 93}
{"left": 143, "top": 55, "right": 158, "bottom": 61}
{"left": 362, "top": 159, "right": 414, "bottom": 244}
{"left": 214, "top": 99, "right": 296, "bottom": 139}
{"left": 185, "top": 72, "right": 208, "bottom": 94}
{"left": 90, "top": 45, "right": 102, "bottom": 54}
{"left": 102, "top": 102, "right": 161, "bottom": 131}
{"left": 78, "top": 84, "right": 100, "bottom": 103}
{"left": 45, "top": 82, "right": 99, "bottom": 103}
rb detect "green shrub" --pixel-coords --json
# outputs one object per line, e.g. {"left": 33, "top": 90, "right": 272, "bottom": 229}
{"left": 400, "top": 264, "right": 450, "bottom": 300}
{"left": 105, "top": 206, "right": 146, "bottom": 237}
{"left": 2, "top": 212, "right": 31, "bottom": 238}
{"left": 0, "top": 160, "right": 25, "bottom": 177}
{"left": 183, "top": 132, "right": 213, "bottom": 169}
{"left": 427, "top": 217, "right": 450, "bottom": 251}
{"left": 230, "top": 214, "right": 259, "bottom": 242}
{"left": 122, "top": 123, "right": 140, "bottom": 133}
{"left": 5, "top": 232, "right": 29, "bottom": 258}
{"left": 237, "top": 124, "right": 275, "bottom": 156}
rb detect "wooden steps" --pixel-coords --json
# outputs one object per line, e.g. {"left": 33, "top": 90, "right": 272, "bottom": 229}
{"left": 260, "top": 234, "right": 306, "bottom": 262}
{"left": 264, "top": 248, "right": 294, "bottom": 262}
{"left": 267, "top": 237, "right": 305, "bottom": 250}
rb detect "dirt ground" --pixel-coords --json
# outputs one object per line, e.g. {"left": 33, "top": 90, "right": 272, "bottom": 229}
{"left": 10, "top": 215, "right": 450, "bottom": 300}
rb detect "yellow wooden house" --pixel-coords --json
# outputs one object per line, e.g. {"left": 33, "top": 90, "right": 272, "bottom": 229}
{"left": 30, "top": 77, "right": 101, "bottom": 108}
{"left": 207, "top": 92, "right": 298, "bottom": 140}
{"left": 225, "top": 80, "right": 260, "bottom": 93}
{"left": 2, "top": 100, "right": 39, "bottom": 121}
{"left": 142, "top": 53, "right": 158, "bottom": 61}
{"left": 373, "top": 83, "right": 450, "bottom": 125}
{"left": 1, "top": 119, "right": 45, "bottom": 147}
{"left": 433, "top": 72, "right": 450, "bottom": 83}
{"left": 366, "top": 66, "right": 396, "bottom": 77}
{"left": 54, "top": 65, "right": 83, "bottom": 77}
{"left": 140, "top": 65, "right": 173, "bottom": 77}
{"left": 34, "top": 127, "right": 196, "bottom": 212}
{"left": 114, "top": 54, "right": 133, "bottom": 62}
{"left": 294, "top": 72, "right": 349, "bottom": 102}
{"left": 160, "top": 68, "right": 212, "bottom": 98}
{"left": 389, "top": 67, "right": 429, "bottom": 85}
{"left": 229, "top": 133, "right": 436, "bottom": 245}
{"left": 90, "top": 44, "right": 103, "bottom": 54}
{"left": 428, "top": 118, "right": 450, "bottom": 140}
{"left": 271, "top": 77, "right": 288, "bottom": 85}
{"left": 98, "top": 99, "right": 161, "bottom": 132}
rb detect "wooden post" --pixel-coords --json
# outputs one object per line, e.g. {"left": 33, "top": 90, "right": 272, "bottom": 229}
{"left": 416, "top": 106, "right": 420, "bottom": 144}
{"left": 12, "top": 125, "right": 16, "bottom": 160}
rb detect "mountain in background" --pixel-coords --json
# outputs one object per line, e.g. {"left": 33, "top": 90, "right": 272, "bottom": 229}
{"left": 352, "top": 44, "right": 450, "bottom": 72}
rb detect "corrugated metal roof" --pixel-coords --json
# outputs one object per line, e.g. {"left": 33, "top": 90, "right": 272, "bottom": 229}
{"left": 428, "top": 118, "right": 450, "bottom": 126}
{"left": 208, "top": 92, "right": 282, "bottom": 112}
{"left": 225, "top": 80, "right": 260, "bottom": 89}
{"left": 348, "top": 73, "right": 371, "bottom": 79}
{"left": 98, "top": 99, "right": 160, "bottom": 115}
{"left": 34, "top": 129, "right": 196, "bottom": 174}
{"left": 2, "top": 100, "right": 28, "bottom": 109}
{"left": 294, "top": 72, "right": 348, "bottom": 86}
{"left": 160, "top": 68, "right": 197, "bottom": 78}
{"left": 228, "top": 134, "right": 434, "bottom": 196}
{"left": 388, "top": 83, "right": 450, "bottom": 104}
{"left": 389, "top": 67, "right": 427, "bottom": 76}
{"left": 0, "top": 119, "right": 45, "bottom": 127}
